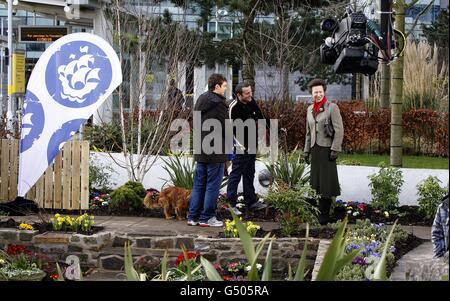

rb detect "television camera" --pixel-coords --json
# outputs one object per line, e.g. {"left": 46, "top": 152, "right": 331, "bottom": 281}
{"left": 319, "top": 6, "right": 403, "bottom": 75}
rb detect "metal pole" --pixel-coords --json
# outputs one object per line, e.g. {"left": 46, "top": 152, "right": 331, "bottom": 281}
{"left": 7, "top": 0, "right": 14, "bottom": 136}
{"left": 1, "top": 18, "right": 4, "bottom": 112}
{"left": 379, "top": 0, "right": 393, "bottom": 57}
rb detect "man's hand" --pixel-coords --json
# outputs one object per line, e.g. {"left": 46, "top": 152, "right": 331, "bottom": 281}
{"left": 329, "top": 150, "right": 338, "bottom": 161}
{"left": 304, "top": 152, "right": 310, "bottom": 165}
{"left": 224, "top": 161, "right": 229, "bottom": 176}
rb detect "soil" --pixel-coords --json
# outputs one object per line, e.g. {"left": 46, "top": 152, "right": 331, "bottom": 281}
{"left": 0, "top": 217, "right": 104, "bottom": 235}
{"left": 216, "top": 206, "right": 278, "bottom": 222}
{"left": 332, "top": 205, "right": 431, "bottom": 226}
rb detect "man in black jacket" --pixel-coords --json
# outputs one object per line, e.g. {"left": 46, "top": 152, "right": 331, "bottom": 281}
{"left": 187, "top": 73, "right": 228, "bottom": 227}
{"left": 226, "top": 81, "right": 268, "bottom": 215}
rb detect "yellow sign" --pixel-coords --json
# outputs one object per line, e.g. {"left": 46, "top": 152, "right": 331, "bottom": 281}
{"left": 12, "top": 52, "right": 25, "bottom": 94}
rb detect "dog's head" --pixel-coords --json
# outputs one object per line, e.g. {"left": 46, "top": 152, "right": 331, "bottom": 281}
{"left": 144, "top": 191, "right": 160, "bottom": 209}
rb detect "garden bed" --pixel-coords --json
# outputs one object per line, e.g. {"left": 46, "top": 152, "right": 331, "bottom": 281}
{"left": 0, "top": 226, "right": 320, "bottom": 281}
{"left": 0, "top": 217, "right": 104, "bottom": 236}
{"left": 332, "top": 204, "right": 431, "bottom": 226}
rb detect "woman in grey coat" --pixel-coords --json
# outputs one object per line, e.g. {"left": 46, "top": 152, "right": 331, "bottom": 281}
{"left": 304, "top": 79, "right": 344, "bottom": 225}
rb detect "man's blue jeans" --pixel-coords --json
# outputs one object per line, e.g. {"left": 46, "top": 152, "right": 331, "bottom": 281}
{"left": 226, "top": 154, "right": 256, "bottom": 207}
{"left": 188, "top": 162, "right": 224, "bottom": 223}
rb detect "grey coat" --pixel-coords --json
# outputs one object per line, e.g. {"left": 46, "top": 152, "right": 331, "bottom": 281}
{"left": 432, "top": 196, "right": 449, "bottom": 258}
{"left": 304, "top": 101, "right": 344, "bottom": 153}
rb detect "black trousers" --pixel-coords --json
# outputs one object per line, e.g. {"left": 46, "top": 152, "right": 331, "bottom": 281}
{"left": 226, "top": 154, "right": 257, "bottom": 207}
{"left": 318, "top": 197, "right": 332, "bottom": 225}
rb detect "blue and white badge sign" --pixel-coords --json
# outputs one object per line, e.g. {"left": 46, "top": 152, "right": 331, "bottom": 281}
{"left": 18, "top": 33, "right": 122, "bottom": 197}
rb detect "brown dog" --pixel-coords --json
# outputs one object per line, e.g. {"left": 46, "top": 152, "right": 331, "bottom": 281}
{"left": 145, "top": 186, "right": 192, "bottom": 220}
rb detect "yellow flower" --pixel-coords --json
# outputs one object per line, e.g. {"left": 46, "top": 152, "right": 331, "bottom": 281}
{"left": 19, "top": 223, "right": 34, "bottom": 230}
{"left": 55, "top": 213, "right": 60, "bottom": 218}
{"left": 384, "top": 211, "right": 390, "bottom": 218}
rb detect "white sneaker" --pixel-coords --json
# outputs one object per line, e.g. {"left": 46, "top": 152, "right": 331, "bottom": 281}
{"left": 199, "top": 217, "right": 223, "bottom": 227}
{"left": 187, "top": 220, "right": 198, "bottom": 226}
{"left": 229, "top": 206, "right": 242, "bottom": 216}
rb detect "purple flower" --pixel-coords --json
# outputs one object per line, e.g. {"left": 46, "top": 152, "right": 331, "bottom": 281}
{"left": 352, "top": 256, "right": 366, "bottom": 265}
{"left": 346, "top": 243, "right": 361, "bottom": 253}
{"left": 389, "top": 246, "right": 396, "bottom": 253}
{"left": 336, "top": 199, "right": 344, "bottom": 204}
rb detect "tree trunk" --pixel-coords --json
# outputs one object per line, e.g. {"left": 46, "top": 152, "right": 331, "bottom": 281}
{"left": 242, "top": 12, "right": 256, "bottom": 90}
{"left": 378, "top": 0, "right": 391, "bottom": 108}
{"left": 281, "top": 63, "right": 289, "bottom": 101}
{"left": 390, "top": 2, "right": 405, "bottom": 167}
{"left": 115, "top": 0, "right": 132, "bottom": 181}
{"left": 276, "top": 3, "right": 290, "bottom": 101}
{"left": 355, "top": 74, "right": 362, "bottom": 100}
{"left": 379, "top": 63, "right": 391, "bottom": 107}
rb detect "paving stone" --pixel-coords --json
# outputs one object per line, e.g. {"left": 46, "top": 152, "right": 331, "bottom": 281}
{"left": 68, "top": 245, "right": 83, "bottom": 252}
{"left": 0, "top": 230, "right": 18, "bottom": 241}
{"left": 19, "top": 230, "right": 38, "bottom": 241}
{"left": 175, "top": 237, "right": 194, "bottom": 249}
{"left": 153, "top": 238, "right": 174, "bottom": 249}
{"left": 112, "top": 236, "right": 131, "bottom": 247}
{"left": 101, "top": 255, "right": 124, "bottom": 270}
{"left": 70, "top": 236, "right": 81, "bottom": 243}
{"left": 33, "top": 232, "right": 71, "bottom": 244}
{"left": 136, "top": 238, "right": 152, "bottom": 248}
{"left": 84, "top": 269, "right": 126, "bottom": 281}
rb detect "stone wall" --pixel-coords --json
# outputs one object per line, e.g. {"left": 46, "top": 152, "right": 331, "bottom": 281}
{"left": 406, "top": 253, "right": 449, "bottom": 281}
{"left": 0, "top": 229, "right": 320, "bottom": 280}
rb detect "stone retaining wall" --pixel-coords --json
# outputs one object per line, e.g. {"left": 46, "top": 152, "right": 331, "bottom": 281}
{"left": 0, "top": 229, "right": 320, "bottom": 279}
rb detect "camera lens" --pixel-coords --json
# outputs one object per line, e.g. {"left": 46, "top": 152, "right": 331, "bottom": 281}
{"left": 321, "top": 19, "right": 337, "bottom": 32}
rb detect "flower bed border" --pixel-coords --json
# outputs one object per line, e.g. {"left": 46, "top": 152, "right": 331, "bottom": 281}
{"left": 0, "top": 228, "right": 321, "bottom": 280}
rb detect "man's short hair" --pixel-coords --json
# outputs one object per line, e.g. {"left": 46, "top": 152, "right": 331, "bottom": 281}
{"left": 208, "top": 73, "right": 227, "bottom": 91}
{"left": 307, "top": 79, "right": 327, "bottom": 94}
{"left": 235, "top": 81, "right": 252, "bottom": 95}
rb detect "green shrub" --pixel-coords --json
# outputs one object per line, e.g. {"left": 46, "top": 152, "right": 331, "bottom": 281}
{"left": 162, "top": 155, "right": 195, "bottom": 189}
{"left": 89, "top": 159, "right": 116, "bottom": 192}
{"left": 162, "top": 155, "right": 227, "bottom": 189}
{"left": 416, "top": 176, "right": 448, "bottom": 221}
{"left": 368, "top": 163, "right": 404, "bottom": 211}
{"left": 110, "top": 181, "right": 145, "bottom": 210}
{"left": 265, "top": 149, "right": 309, "bottom": 188}
{"left": 123, "top": 181, "right": 146, "bottom": 197}
{"left": 335, "top": 264, "right": 366, "bottom": 281}
{"left": 84, "top": 123, "right": 122, "bottom": 152}
{"left": 265, "top": 182, "right": 319, "bottom": 236}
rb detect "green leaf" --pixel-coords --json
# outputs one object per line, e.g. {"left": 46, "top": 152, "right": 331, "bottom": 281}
{"left": 247, "top": 233, "right": 271, "bottom": 281}
{"left": 124, "top": 242, "right": 140, "bottom": 281}
{"left": 200, "top": 257, "right": 224, "bottom": 281}
{"left": 261, "top": 238, "right": 274, "bottom": 281}
{"left": 334, "top": 249, "right": 360, "bottom": 273}
{"left": 230, "top": 209, "right": 256, "bottom": 260}
{"left": 181, "top": 244, "right": 193, "bottom": 281}
{"left": 294, "top": 224, "right": 309, "bottom": 281}
{"left": 161, "top": 250, "right": 168, "bottom": 281}
{"left": 316, "top": 217, "right": 348, "bottom": 281}
{"left": 180, "top": 264, "right": 203, "bottom": 281}
{"left": 373, "top": 219, "right": 398, "bottom": 281}
{"left": 287, "top": 264, "right": 293, "bottom": 281}
{"left": 55, "top": 263, "right": 65, "bottom": 281}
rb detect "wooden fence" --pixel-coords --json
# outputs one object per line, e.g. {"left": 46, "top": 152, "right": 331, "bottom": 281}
{"left": 0, "top": 139, "right": 89, "bottom": 210}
